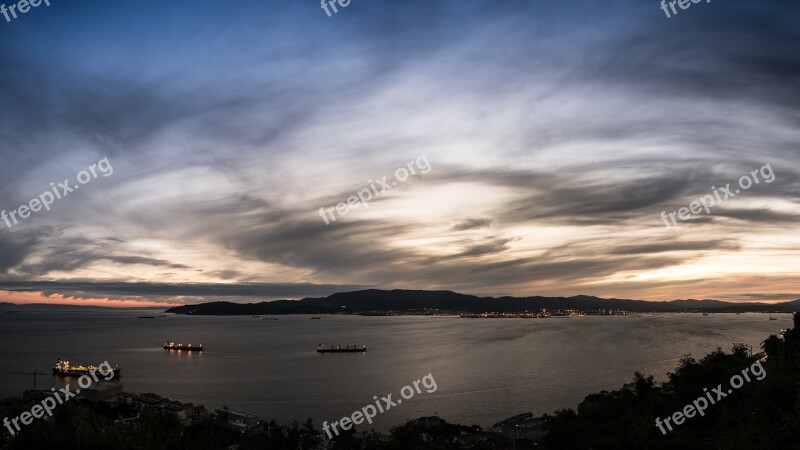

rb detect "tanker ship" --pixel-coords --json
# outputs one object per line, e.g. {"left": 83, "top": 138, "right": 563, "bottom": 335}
{"left": 317, "top": 344, "right": 367, "bottom": 353}
{"left": 163, "top": 341, "right": 203, "bottom": 351}
{"left": 52, "top": 359, "right": 121, "bottom": 377}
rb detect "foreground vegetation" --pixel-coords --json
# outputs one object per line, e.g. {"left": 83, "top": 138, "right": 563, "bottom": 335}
{"left": 544, "top": 313, "right": 800, "bottom": 449}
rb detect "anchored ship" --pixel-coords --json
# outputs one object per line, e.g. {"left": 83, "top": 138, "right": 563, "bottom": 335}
{"left": 317, "top": 344, "right": 366, "bottom": 353}
{"left": 163, "top": 341, "right": 203, "bottom": 351}
{"left": 52, "top": 359, "right": 121, "bottom": 377}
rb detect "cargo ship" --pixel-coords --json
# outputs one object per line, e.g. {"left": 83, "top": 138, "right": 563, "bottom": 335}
{"left": 163, "top": 341, "right": 203, "bottom": 351}
{"left": 317, "top": 344, "right": 366, "bottom": 353}
{"left": 52, "top": 359, "right": 121, "bottom": 377}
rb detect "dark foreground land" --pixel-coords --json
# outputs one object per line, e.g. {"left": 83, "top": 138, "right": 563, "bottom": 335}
{"left": 3, "top": 314, "right": 800, "bottom": 449}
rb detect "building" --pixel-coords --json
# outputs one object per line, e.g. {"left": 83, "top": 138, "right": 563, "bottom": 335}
{"left": 121, "top": 392, "right": 210, "bottom": 425}
{"left": 404, "top": 416, "right": 446, "bottom": 431}
{"left": 490, "top": 412, "right": 548, "bottom": 442}
{"left": 215, "top": 408, "right": 260, "bottom": 432}
{"left": 79, "top": 382, "right": 124, "bottom": 403}
{"left": 124, "top": 392, "right": 163, "bottom": 410}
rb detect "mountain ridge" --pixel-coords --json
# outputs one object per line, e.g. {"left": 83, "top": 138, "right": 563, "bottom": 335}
{"left": 164, "top": 289, "right": 800, "bottom": 315}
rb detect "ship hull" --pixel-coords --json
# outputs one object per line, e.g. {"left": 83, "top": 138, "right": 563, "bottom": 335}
{"left": 52, "top": 368, "right": 121, "bottom": 377}
{"left": 163, "top": 346, "right": 203, "bottom": 351}
{"left": 317, "top": 348, "right": 366, "bottom": 353}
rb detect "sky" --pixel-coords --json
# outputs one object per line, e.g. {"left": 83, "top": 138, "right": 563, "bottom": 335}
{"left": 0, "top": 0, "right": 799, "bottom": 307}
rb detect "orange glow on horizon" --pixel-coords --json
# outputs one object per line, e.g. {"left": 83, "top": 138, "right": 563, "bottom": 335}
{"left": 0, "top": 291, "right": 178, "bottom": 308}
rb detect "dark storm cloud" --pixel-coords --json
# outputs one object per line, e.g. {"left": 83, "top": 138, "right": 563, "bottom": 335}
{"left": 16, "top": 236, "right": 103, "bottom": 276}
{"left": 0, "top": 281, "right": 371, "bottom": 302}
{"left": 101, "top": 256, "right": 190, "bottom": 269}
{"left": 584, "top": 2, "right": 800, "bottom": 112}
{"left": 471, "top": 256, "right": 686, "bottom": 283}
{"left": 610, "top": 240, "right": 740, "bottom": 255}
{"left": 220, "top": 212, "right": 417, "bottom": 276}
{"left": 417, "top": 236, "right": 517, "bottom": 263}
{"left": 427, "top": 164, "right": 800, "bottom": 227}
{"left": 451, "top": 219, "right": 492, "bottom": 231}
{"left": 0, "top": 229, "right": 189, "bottom": 276}
{"left": 0, "top": 230, "right": 43, "bottom": 273}
{"left": 451, "top": 238, "right": 514, "bottom": 259}
{"left": 0, "top": 52, "right": 174, "bottom": 172}
{"left": 0, "top": 48, "right": 316, "bottom": 165}
{"left": 713, "top": 208, "right": 800, "bottom": 224}
{"left": 380, "top": 253, "right": 695, "bottom": 294}
{"left": 503, "top": 173, "right": 697, "bottom": 225}
{"left": 204, "top": 270, "right": 247, "bottom": 281}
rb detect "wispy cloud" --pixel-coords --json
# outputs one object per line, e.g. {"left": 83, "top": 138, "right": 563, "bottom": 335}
{"left": 0, "top": 0, "right": 798, "bottom": 304}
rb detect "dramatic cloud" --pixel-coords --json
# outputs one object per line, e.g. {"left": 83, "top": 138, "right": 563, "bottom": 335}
{"left": 0, "top": 0, "right": 798, "bottom": 305}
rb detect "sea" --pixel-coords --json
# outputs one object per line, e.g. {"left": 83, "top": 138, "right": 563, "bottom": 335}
{"left": 0, "top": 310, "right": 791, "bottom": 431}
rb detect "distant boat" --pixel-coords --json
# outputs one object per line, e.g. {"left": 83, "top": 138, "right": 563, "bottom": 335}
{"left": 53, "top": 359, "right": 121, "bottom": 377}
{"left": 310, "top": 317, "right": 321, "bottom": 320}
{"left": 769, "top": 317, "right": 778, "bottom": 321}
{"left": 139, "top": 316, "right": 156, "bottom": 319}
{"left": 163, "top": 341, "right": 203, "bottom": 352}
{"left": 702, "top": 313, "right": 709, "bottom": 316}
{"left": 262, "top": 317, "right": 278, "bottom": 321}
{"left": 317, "top": 344, "right": 366, "bottom": 353}
{"left": 158, "top": 314, "right": 167, "bottom": 318}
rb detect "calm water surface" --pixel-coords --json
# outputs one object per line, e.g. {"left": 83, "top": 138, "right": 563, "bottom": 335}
{"left": 0, "top": 311, "right": 790, "bottom": 431}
